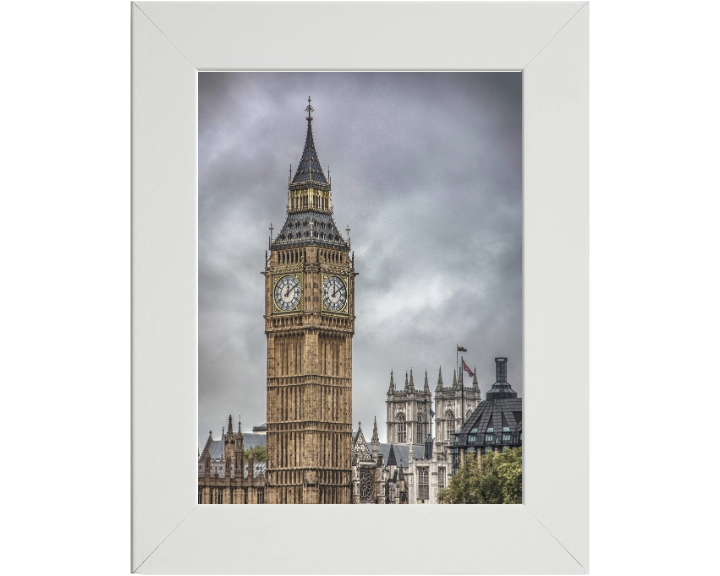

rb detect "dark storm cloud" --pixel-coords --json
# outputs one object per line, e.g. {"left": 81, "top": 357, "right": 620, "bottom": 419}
{"left": 198, "top": 72, "right": 522, "bottom": 447}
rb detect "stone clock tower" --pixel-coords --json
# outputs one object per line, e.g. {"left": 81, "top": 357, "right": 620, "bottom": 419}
{"left": 263, "top": 99, "right": 356, "bottom": 504}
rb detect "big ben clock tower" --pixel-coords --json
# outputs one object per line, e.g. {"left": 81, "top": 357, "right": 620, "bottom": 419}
{"left": 264, "top": 99, "right": 356, "bottom": 504}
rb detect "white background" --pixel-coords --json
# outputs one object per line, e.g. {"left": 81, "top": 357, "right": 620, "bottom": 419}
{"left": 1, "top": 1, "right": 717, "bottom": 575}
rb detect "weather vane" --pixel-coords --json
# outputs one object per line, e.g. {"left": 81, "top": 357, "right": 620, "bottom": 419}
{"left": 305, "top": 96, "right": 314, "bottom": 120}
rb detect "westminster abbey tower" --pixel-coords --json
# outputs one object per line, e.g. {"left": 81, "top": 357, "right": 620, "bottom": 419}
{"left": 263, "top": 99, "right": 356, "bottom": 504}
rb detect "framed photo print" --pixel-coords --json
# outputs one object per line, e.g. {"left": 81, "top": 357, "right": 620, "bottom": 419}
{"left": 132, "top": 2, "right": 588, "bottom": 573}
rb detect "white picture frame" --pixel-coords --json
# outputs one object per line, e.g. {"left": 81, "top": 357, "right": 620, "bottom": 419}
{"left": 131, "top": 1, "right": 588, "bottom": 573}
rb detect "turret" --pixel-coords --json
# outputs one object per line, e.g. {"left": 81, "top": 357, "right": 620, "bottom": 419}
{"left": 472, "top": 368, "right": 480, "bottom": 391}
{"left": 234, "top": 415, "right": 245, "bottom": 472}
{"left": 424, "top": 433, "right": 433, "bottom": 460}
{"left": 424, "top": 369, "right": 430, "bottom": 393}
{"left": 452, "top": 369, "right": 458, "bottom": 389}
{"left": 388, "top": 370, "right": 395, "bottom": 394}
{"left": 436, "top": 367, "right": 444, "bottom": 391}
{"left": 398, "top": 459, "right": 408, "bottom": 504}
{"left": 203, "top": 450, "right": 211, "bottom": 478}
{"left": 247, "top": 451, "right": 255, "bottom": 481}
{"left": 371, "top": 416, "right": 379, "bottom": 459}
{"left": 408, "top": 369, "right": 415, "bottom": 391}
{"left": 404, "top": 372, "right": 409, "bottom": 390}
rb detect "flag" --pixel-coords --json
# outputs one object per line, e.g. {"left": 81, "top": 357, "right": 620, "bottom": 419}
{"left": 457, "top": 345, "right": 467, "bottom": 352}
{"left": 462, "top": 360, "right": 474, "bottom": 377}
{"left": 430, "top": 407, "right": 435, "bottom": 419}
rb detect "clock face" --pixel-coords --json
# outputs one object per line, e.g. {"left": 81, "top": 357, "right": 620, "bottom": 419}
{"left": 322, "top": 276, "right": 347, "bottom": 312}
{"left": 274, "top": 275, "right": 301, "bottom": 312}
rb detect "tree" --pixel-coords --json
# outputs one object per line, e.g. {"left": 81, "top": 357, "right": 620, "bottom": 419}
{"left": 438, "top": 447, "right": 522, "bottom": 504}
{"left": 244, "top": 445, "right": 267, "bottom": 462}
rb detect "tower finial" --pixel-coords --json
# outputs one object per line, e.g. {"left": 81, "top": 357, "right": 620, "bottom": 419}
{"left": 437, "top": 366, "right": 443, "bottom": 390}
{"left": 305, "top": 96, "right": 314, "bottom": 121}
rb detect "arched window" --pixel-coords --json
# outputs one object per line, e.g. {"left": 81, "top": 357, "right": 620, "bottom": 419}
{"left": 446, "top": 410, "right": 455, "bottom": 440}
{"left": 418, "top": 468, "right": 429, "bottom": 500}
{"left": 416, "top": 413, "right": 424, "bottom": 444}
{"left": 396, "top": 413, "right": 406, "bottom": 443}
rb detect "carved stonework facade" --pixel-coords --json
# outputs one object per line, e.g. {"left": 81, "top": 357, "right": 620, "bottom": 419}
{"left": 386, "top": 369, "right": 432, "bottom": 445}
{"left": 263, "top": 99, "right": 356, "bottom": 504}
{"left": 197, "top": 416, "right": 267, "bottom": 504}
{"left": 351, "top": 419, "right": 448, "bottom": 504}
{"left": 433, "top": 367, "right": 481, "bottom": 461}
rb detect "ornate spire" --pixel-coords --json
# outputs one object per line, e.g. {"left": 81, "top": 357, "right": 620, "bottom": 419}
{"left": 436, "top": 367, "right": 444, "bottom": 390}
{"left": 387, "top": 444, "right": 397, "bottom": 467}
{"left": 290, "top": 97, "right": 329, "bottom": 190}
{"left": 472, "top": 368, "right": 479, "bottom": 390}
{"left": 237, "top": 415, "right": 242, "bottom": 436}
{"left": 409, "top": 369, "right": 415, "bottom": 390}
{"left": 452, "top": 369, "right": 458, "bottom": 388}
{"left": 388, "top": 370, "right": 395, "bottom": 394}
{"left": 404, "top": 371, "right": 409, "bottom": 389}
{"left": 424, "top": 369, "right": 430, "bottom": 393}
{"left": 201, "top": 430, "right": 213, "bottom": 457}
{"left": 371, "top": 417, "right": 379, "bottom": 459}
{"left": 227, "top": 415, "right": 233, "bottom": 438}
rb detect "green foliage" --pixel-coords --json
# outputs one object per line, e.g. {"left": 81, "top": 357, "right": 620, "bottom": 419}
{"left": 438, "top": 447, "right": 522, "bottom": 504}
{"left": 244, "top": 445, "right": 267, "bottom": 462}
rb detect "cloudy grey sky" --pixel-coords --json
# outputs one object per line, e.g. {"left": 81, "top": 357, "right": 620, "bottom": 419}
{"left": 199, "top": 72, "right": 522, "bottom": 447}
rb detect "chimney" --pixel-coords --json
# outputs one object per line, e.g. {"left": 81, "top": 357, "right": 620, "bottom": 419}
{"left": 495, "top": 357, "right": 508, "bottom": 383}
{"left": 486, "top": 357, "right": 517, "bottom": 400}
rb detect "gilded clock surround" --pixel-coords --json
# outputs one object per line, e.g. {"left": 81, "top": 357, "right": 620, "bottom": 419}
{"left": 321, "top": 273, "right": 349, "bottom": 315}
{"left": 262, "top": 99, "right": 357, "bottom": 504}
{"left": 271, "top": 272, "right": 304, "bottom": 315}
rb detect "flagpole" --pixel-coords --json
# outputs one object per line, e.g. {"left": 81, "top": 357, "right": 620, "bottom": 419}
{"left": 461, "top": 355, "right": 465, "bottom": 427}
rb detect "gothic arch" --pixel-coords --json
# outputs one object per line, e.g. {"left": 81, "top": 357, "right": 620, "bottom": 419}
{"left": 396, "top": 412, "right": 406, "bottom": 443}
{"left": 445, "top": 410, "right": 455, "bottom": 440}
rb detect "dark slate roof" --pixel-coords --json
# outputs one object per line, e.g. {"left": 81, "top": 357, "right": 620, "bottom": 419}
{"left": 291, "top": 116, "right": 329, "bottom": 190}
{"left": 368, "top": 443, "right": 427, "bottom": 465}
{"left": 201, "top": 434, "right": 267, "bottom": 460}
{"left": 455, "top": 397, "right": 523, "bottom": 448}
{"left": 271, "top": 210, "right": 348, "bottom": 250}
